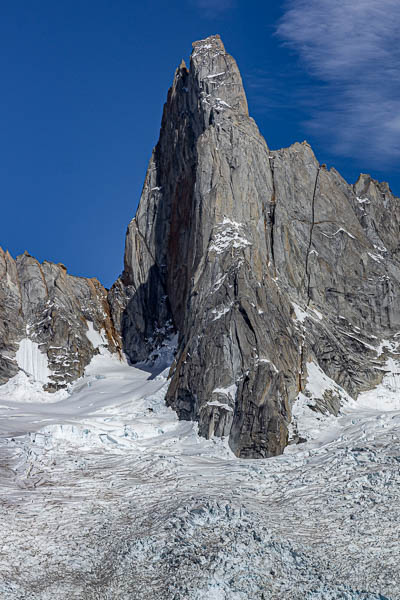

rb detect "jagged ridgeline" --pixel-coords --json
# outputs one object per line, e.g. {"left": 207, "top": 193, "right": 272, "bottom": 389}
{"left": 2, "top": 35, "right": 400, "bottom": 458}
{"left": 111, "top": 34, "right": 400, "bottom": 458}
{"left": 0, "top": 250, "right": 122, "bottom": 389}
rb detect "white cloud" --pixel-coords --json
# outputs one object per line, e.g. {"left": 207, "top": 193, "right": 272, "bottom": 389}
{"left": 277, "top": 0, "right": 400, "bottom": 165}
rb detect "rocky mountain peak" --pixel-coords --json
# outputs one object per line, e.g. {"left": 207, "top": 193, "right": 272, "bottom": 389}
{"left": 114, "top": 35, "right": 400, "bottom": 458}
{"left": 0, "top": 250, "right": 121, "bottom": 389}
{"left": 190, "top": 34, "right": 248, "bottom": 118}
{"left": 2, "top": 35, "right": 400, "bottom": 461}
{"left": 2, "top": 34, "right": 400, "bottom": 600}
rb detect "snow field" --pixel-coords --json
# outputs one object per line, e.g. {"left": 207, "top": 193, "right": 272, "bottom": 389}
{"left": 0, "top": 347, "right": 398, "bottom": 599}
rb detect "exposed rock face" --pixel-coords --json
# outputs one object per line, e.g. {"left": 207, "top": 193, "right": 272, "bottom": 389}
{"left": 270, "top": 145, "right": 400, "bottom": 395}
{"left": 0, "top": 249, "right": 121, "bottom": 389}
{"left": 114, "top": 35, "right": 400, "bottom": 458}
{"left": 2, "top": 35, "right": 400, "bottom": 459}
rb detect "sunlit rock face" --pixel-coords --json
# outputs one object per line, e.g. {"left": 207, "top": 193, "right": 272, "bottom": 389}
{"left": 0, "top": 249, "right": 121, "bottom": 390}
{"left": 112, "top": 35, "right": 400, "bottom": 458}
{"left": 2, "top": 36, "right": 400, "bottom": 459}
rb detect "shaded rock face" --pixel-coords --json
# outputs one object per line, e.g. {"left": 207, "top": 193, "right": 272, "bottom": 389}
{"left": 2, "top": 36, "right": 400, "bottom": 459}
{"left": 0, "top": 249, "right": 121, "bottom": 389}
{"left": 115, "top": 34, "right": 400, "bottom": 458}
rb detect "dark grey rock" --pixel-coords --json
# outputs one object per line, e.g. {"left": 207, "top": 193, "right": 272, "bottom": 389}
{"left": 2, "top": 35, "right": 400, "bottom": 459}
{"left": 115, "top": 35, "right": 400, "bottom": 458}
{"left": 0, "top": 249, "right": 121, "bottom": 389}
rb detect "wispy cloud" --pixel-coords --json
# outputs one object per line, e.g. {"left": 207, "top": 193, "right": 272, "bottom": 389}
{"left": 277, "top": 0, "right": 400, "bottom": 166}
{"left": 192, "top": 0, "right": 233, "bottom": 18}
{"left": 244, "top": 69, "right": 303, "bottom": 121}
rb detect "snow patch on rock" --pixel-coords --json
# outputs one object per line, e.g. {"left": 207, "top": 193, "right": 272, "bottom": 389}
{"left": 15, "top": 338, "right": 51, "bottom": 384}
{"left": 209, "top": 218, "right": 251, "bottom": 255}
{"left": 85, "top": 321, "right": 107, "bottom": 350}
{"left": 292, "top": 302, "right": 308, "bottom": 323}
{"left": 212, "top": 383, "right": 237, "bottom": 402}
{"left": 290, "top": 361, "right": 352, "bottom": 442}
{"left": 358, "top": 357, "right": 400, "bottom": 411}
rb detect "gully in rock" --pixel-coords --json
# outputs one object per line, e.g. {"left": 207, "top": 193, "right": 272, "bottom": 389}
{"left": 2, "top": 35, "right": 400, "bottom": 461}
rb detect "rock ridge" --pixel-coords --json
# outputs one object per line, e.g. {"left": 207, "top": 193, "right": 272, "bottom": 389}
{"left": 2, "top": 35, "right": 400, "bottom": 460}
{"left": 113, "top": 35, "right": 400, "bottom": 458}
{"left": 0, "top": 248, "right": 121, "bottom": 389}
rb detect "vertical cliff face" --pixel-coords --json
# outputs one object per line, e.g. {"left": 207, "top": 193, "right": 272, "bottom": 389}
{"left": 0, "top": 249, "right": 121, "bottom": 389}
{"left": 2, "top": 35, "right": 400, "bottom": 459}
{"left": 112, "top": 36, "right": 299, "bottom": 457}
{"left": 270, "top": 144, "right": 400, "bottom": 397}
{"left": 114, "top": 34, "right": 400, "bottom": 458}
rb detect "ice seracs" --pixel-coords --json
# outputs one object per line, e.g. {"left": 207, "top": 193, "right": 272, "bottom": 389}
{"left": 1, "top": 33, "right": 400, "bottom": 595}
{"left": 3, "top": 34, "right": 400, "bottom": 461}
{"left": 1, "top": 347, "right": 399, "bottom": 598}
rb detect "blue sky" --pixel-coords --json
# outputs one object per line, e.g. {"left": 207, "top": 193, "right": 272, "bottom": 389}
{"left": 1, "top": 0, "right": 399, "bottom": 288}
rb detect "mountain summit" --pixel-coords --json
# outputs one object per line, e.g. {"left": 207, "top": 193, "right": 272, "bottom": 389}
{"left": 109, "top": 35, "right": 400, "bottom": 457}
{"left": 2, "top": 35, "right": 400, "bottom": 459}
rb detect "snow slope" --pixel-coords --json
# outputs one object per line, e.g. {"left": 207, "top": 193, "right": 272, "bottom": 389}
{"left": 15, "top": 338, "right": 51, "bottom": 384}
{"left": 0, "top": 348, "right": 398, "bottom": 599}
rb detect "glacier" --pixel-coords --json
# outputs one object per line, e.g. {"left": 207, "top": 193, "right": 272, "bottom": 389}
{"left": 0, "top": 343, "right": 398, "bottom": 599}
